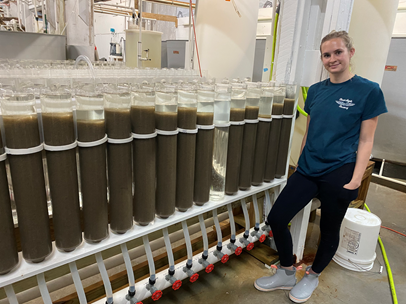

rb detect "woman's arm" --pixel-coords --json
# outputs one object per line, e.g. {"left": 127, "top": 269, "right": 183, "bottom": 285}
{"left": 296, "top": 115, "right": 311, "bottom": 170}
{"left": 344, "top": 116, "right": 379, "bottom": 190}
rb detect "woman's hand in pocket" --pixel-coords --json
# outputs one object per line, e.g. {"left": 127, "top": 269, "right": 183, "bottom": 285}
{"left": 343, "top": 180, "right": 361, "bottom": 190}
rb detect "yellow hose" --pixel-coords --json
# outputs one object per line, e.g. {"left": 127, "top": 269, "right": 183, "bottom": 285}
{"left": 298, "top": 87, "right": 308, "bottom": 117}
{"left": 269, "top": 12, "right": 279, "bottom": 79}
{"left": 364, "top": 203, "right": 398, "bottom": 304}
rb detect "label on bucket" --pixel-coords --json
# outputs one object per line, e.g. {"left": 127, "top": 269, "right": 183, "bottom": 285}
{"left": 341, "top": 227, "right": 361, "bottom": 255}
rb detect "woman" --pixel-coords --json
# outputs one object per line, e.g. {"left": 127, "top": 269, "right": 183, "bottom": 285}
{"left": 254, "top": 31, "right": 387, "bottom": 303}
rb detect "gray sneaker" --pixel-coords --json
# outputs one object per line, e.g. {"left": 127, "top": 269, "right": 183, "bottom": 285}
{"left": 254, "top": 265, "right": 298, "bottom": 292}
{"left": 289, "top": 265, "right": 320, "bottom": 303}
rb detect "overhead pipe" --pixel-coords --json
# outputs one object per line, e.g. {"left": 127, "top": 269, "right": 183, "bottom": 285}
{"left": 2, "top": 213, "right": 229, "bottom": 304}
{"left": 197, "top": 214, "right": 214, "bottom": 273}
{"left": 239, "top": 199, "right": 255, "bottom": 251}
{"left": 226, "top": 203, "right": 242, "bottom": 256}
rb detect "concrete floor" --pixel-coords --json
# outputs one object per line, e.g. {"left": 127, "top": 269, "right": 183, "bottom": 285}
{"left": 143, "top": 183, "right": 406, "bottom": 304}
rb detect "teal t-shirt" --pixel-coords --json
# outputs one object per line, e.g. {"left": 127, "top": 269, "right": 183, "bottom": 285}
{"left": 297, "top": 75, "right": 387, "bottom": 177}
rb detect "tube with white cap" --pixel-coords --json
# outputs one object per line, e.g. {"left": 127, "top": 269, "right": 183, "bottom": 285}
{"left": 176, "top": 85, "right": 197, "bottom": 212}
{"left": 264, "top": 85, "right": 285, "bottom": 181}
{"left": 0, "top": 125, "right": 18, "bottom": 274}
{"left": 239, "top": 82, "right": 262, "bottom": 190}
{"left": 1, "top": 91, "right": 52, "bottom": 263}
{"left": 131, "top": 84, "right": 156, "bottom": 226}
{"left": 210, "top": 83, "right": 231, "bottom": 201}
{"left": 225, "top": 82, "right": 246, "bottom": 195}
{"left": 104, "top": 83, "right": 133, "bottom": 234}
{"left": 252, "top": 82, "right": 274, "bottom": 186}
{"left": 41, "top": 82, "right": 82, "bottom": 252}
{"left": 155, "top": 85, "right": 178, "bottom": 218}
{"left": 76, "top": 80, "right": 109, "bottom": 243}
{"left": 193, "top": 84, "right": 215, "bottom": 205}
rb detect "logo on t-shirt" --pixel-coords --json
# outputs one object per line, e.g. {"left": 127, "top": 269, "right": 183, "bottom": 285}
{"left": 336, "top": 98, "right": 355, "bottom": 110}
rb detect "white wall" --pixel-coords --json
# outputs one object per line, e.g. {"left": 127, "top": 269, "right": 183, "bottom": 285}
{"left": 393, "top": 11, "right": 406, "bottom": 37}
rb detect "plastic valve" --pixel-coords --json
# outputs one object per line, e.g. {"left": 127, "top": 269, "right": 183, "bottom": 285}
{"left": 246, "top": 242, "right": 254, "bottom": 251}
{"left": 227, "top": 243, "right": 242, "bottom": 256}
{"left": 172, "top": 280, "right": 182, "bottom": 290}
{"left": 205, "top": 263, "right": 214, "bottom": 273}
{"left": 251, "top": 230, "right": 266, "bottom": 243}
{"left": 235, "top": 246, "right": 243, "bottom": 256}
{"left": 269, "top": 231, "right": 273, "bottom": 237}
{"left": 151, "top": 290, "right": 163, "bottom": 301}
{"left": 259, "top": 234, "right": 266, "bottom": 243}
{"left": 198, "top": 257, "right": 214, "bottom": 273}
{"left": 221, "top": 254, "right": 229, "bottom": 263}
{"left": 190, "top": 273, "right": 199, "bottom": 283}
{"left": 213, "top": 250, "right": 229, "bottom": 264}
{"left": 136, "top": 302, "right": 143, "bottom": 304}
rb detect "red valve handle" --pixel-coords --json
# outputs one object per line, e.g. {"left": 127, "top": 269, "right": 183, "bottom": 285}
{"left": 259, "top": 234, "right": 266, "bottom": 243}
{"left": 235, "top": 246, "right": 243, "bottom": 256}
{"left": 205, "top": 264, "right": 214, "bottom": 273}
{"left": 172, "top": 280, "right": 182, "bottom": 290}
{"left": 136, "top": 302, "right": 143, "bottom": 304}
{"left": 221, "top": 254, "right": 229, "bottom": 264}
{"left": 151, "top": 290, "right": 163, "bottom": 301}
{"left": 246, "top": 242, "right": 254, "bottom": 251}
{"left": 269, "top": 231, "right": 273, "bottom": 238}
{"left": 190, "top": 273, "right": 199, "bottom": 283}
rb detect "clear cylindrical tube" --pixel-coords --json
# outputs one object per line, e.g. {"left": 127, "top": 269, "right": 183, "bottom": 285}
{"left": 264, "top": 85, "right": 286, "bottom": 182}
{"left": 193, "top": 85, "right": 214, "bottom": 205}
{"left": 239, "top": 82, "right": 261, "bottom": 190}
{"left": 0, "top": 127, "right": 18, "bottom": 274}
{"left": 155, "top": 86, "right": 178, "bottom": 218}
{"left": 41, "top": 87, "right": 82, "bottom": 252}
{"left": 104, "top": 83, "right": 133, "bottom": 234}
{"left": 275, "top": 83, "right": 297, "bottom": 178}
{"left": 1, "top": 92, "right": 52, "bottom": 263}
{"left": 225, "top": 83, "right": 246, "bottom": 195}
{"left": 210, "top": 84, "right": 231, "bottom": 201}
{"left": 76, "top": 82, "right": 109, "bottom": 243}
{"left": 252, "top": 82, "right": 274, "bottom": 186}
{"left": 176, "top": 86, "right": 197, "bottom": 212}
{"left": 131, "top": 85, "right": 156, "bottom": 225}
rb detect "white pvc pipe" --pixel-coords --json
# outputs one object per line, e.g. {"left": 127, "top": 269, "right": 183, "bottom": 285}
{"left": 162, "top": 228, "right": 175, "bottom": 267}
{"left": 95, "top": 253, "right": 113, "bottom": 304}
{"left": 227, "top": 204, "right": 236, "bottom": 237}
{"left": 36, "top": 273, "right": 52, "bottom": 304}
{"left": 68, "top": 262, "right": 87, "bottom": 304}
{"left": 212, "top": 209, "right": 222, "bottom": 246}
{"left": 181, "top": 221, "right": 193, "bottom": 262}
{"left": 4, "top": 285, "right": 18, "bottom": 304}
{"left": 240, "top": 199, "right": 250, "bottom": 233}
{"left": 94, "top": 223, "right": 264, "bottom": 304}
{"left": 120, "top": 243, "right": 136, "bottom": 291}
{"left": 198, "top": 214, "right": 209, "bottom": 251}
{"left": 252, "top": 194, "right": 260, "bottom": 227}
{"left": 142, "top": 235, "right": 156, "bottom": 276}
{"left": 2, "top": 213, "right": 229, "bottom": 304}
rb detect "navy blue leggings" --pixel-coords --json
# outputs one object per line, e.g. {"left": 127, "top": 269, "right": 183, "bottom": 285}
{"left": 268, "top": 162, "right": 359, "bottom": 273}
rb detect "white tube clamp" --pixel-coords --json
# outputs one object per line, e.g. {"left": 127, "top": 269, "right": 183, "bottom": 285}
{"left": 44, "top": 141, "right": 78, "bottom": 152}
{"left": 214, "top": 123, "right": 231, "bottom": 128}
{"left": 107, "top": 136, "right": 133, "bottom": 144}
{"left": 197, "top": 124, "right": 215, "bottom": 130}
{"left": 0, "top": 152, "right": 7, "bottom": 162}
{"left": 5, "top": 143, "right": 44, "bottom": 155}
{"left": 245, "top": 119, "right": 259, "bottom": 124}
{"left": 178, "top": 128, "right": 198, "bottom": 134}
{"left": 282, "top": 114, "right": 295, "bottom": 118}
{"left": 77, "top": 134, "right": 108, "bottom": 148}
{"left": 271, "top": 114, "right": 283, "bottom": 119}
{"left": 132, "top": 132, "right": 157, "bottom": 139}
{"left": 258, "top": 117, "right": 272, "bottom": 122}
{"left": 156, "top": 129, "right": 179, "bottom": 136}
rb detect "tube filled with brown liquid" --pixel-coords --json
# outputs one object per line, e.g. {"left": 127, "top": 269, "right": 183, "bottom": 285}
{"left": 131, "top": 86, "right": 156, "bottom": 225}
{"left": 239, "top": 82, "right": 262, "bottom": 190}
{"left": 275, "top": 84, "right": 297, "bottom": 178}
{"left": 155, "top": 87, "right": 178, "bottom": 218}
{"left": 76, "top": 84, "right": 108, "bottom": 243}
{"left": 225, "top": 83, "right": 246, "bottom": 195}
{"left": 104, "top": 84, "right": 133, "bottom": 234}
{"left": 193, "top": 85, "right": 214, "bottom": 205}
{"left": 41, "top": 89, "right": 82, "bottom": 252}
{"left": 176, "top": 87, "right": 197, "bottom": 212}
{"left": 252, "top": 83, "right": 274, "bottom": 186}
{"left": 264, "top": 86, "right": 285, "bottom": 182}
{"left": 1, "top": 92, "right": 52, "bottom": 263}
{"left": 0, "top": 128, "right": 19, "bottom": 274}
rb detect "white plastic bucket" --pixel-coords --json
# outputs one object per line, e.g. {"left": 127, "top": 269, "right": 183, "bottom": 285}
{"left": 333, "top": 208, "right": 381, "bottom": 272}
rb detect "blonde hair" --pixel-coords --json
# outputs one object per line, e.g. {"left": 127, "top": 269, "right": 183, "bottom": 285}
{"left": 320, "top": 30, "right": 354, "bottom": 53}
